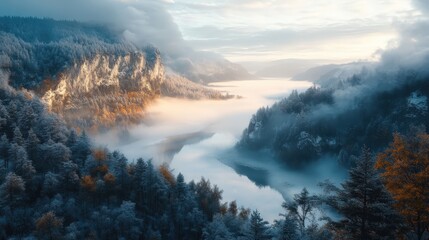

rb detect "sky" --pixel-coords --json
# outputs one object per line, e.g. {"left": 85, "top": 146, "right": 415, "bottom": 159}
{"left": 165, "top": 0, "right": 421, "bottom": 62}
{"left": 0, "top": 0, "right": 426, "bottom": 63}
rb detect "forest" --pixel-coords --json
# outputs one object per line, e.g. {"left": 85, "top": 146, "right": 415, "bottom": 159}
{"left": 0, "top": 77, "right": 428, "bottom": 239}
{"left": 0, "top": 11, "right": 428, "bottom": 240}
{"left": 239, "top": 68, "right": 429, "bottom": 168}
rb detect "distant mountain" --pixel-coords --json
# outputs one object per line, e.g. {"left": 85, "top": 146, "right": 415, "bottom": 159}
{"left": 0, "top": 17, "right": 228, "bottom": 130}
{"left": 239, "top": 59, "right": 330, "bottom": 78}
{"left": 167, "top": 52, "right": 255, "bottom": 83}
{"left": 292, "top": 62, "right": 372, "bottom": 86}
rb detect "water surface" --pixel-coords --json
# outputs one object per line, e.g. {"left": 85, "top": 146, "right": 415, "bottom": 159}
{"left": 96, "top": 78, "right": 316, "bottom": 222}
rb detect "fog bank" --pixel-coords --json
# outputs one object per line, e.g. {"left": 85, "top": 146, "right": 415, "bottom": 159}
{"left": 95, "top": 78, "right": 332, "bottom": 222}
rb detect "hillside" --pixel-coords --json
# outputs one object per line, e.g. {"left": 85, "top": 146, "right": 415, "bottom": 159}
{"left": 0, "top": 17, "right": 228, "bottom": 130}
{"left": 161, "top": 74, "right": 234, "bottom": 100}
{"left": 167, "top": 53, "right": 255, "bottom": 83}
{"left": 0, "top": 85, "right": 253, "bottom": 239}
{"left": 238, "top": 61, "right": 429, "bottom": 167}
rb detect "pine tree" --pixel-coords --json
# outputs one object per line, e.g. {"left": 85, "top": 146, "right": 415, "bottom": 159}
{"left": 112, "top": 151, "right": 130, "bottom": 197}
{"left": 141, "top": 160, "right": 168, "bottom": 215}
{"left": 0, "top": 172, "right": 25, "bottom": 208}
{"left": 115, "top": 201, "right": 143, "bottom": 239}
{"left": 203, "top": 215, "right": 233, "bottom": 240}
{"left": 71, "top": 131, "right": 91, "bottom": 167}
{"left": 278, "top": 215, "right": 299, "bottom": 240}
{"left": 174, "top": 172, "right": 187, "bottom": 200}
{"left": 18, "top": 103, "right": 35, "bottom": 134}
{"left": 25, "top": 128, "right": 40, "bottom": 163}
{"left": 324, "top": 146, "right": 402, "bottom": 239}
{"left": 244, "top": 210, "right": 271, "bottom": 240}
{"left": 60, "top": 160, "right": 80, "bottom": 191}
{"left": 14, "top": 146, "right": 35, "bottom": 180}
{"left": 132, "top": 158, "right": 146, "bottom": 210}
{"left": 13, "top": 127, "right": 24, "bottom": 146}
{"left": 0, "top": 101, "right": 9, "bottom": 131}
{"left": 66, "top": 129, "right": 77, "bottom": 148}
{"left": 0, "top": 134, "right": 9, "bottom": 168}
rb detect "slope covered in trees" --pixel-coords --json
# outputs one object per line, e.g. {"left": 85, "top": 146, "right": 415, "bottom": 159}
{"left": 0, "top": 86, "right": 247, "bottom": 239}
{"left": 161, "top": 74, "right": 234, "bottom": 100}
{"left": 0, "top": 17, "right": 230, "bottom": 131}
{"left": 0, "top": 79, "right": 346, "bottom": 240}
{"left": 238, "top": 62, "right": 429, "bottom": 167}
{"left": 1, "top": 82, "right": 428, "bottom": 239}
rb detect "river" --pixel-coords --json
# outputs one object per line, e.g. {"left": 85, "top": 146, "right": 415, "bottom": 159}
{"left": 95, "top": 78, "right": 346, "bottom": 222}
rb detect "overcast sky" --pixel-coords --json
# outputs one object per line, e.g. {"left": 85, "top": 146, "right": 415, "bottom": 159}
{"left": 165, "top": 0, "right": 423, "bottom": 62}
{"left": 0, "top": 0, "right": 427, "bottom": 63}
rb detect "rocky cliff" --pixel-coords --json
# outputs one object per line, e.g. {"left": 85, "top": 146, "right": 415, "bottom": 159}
{"left": 39, "top": 51, "right": 164, "bottom": 130}
{"left": 0, "top": 17, "right": 227, "bottom": 131}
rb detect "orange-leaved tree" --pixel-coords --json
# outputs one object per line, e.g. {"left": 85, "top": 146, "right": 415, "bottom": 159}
{"left": 376, "top": 132, "right": 429, "bottom": 240}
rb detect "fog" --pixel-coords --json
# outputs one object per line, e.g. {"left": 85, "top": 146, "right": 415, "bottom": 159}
{"left": 93, "top": 78, "right": 349, "bottom": 222}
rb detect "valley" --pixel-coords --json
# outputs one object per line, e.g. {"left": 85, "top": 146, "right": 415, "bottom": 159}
{"left": 1, "top": 1, "right": 429, "bottom": 238}
{"left": 95, "top": 78, "right": 317, "bottom": 222}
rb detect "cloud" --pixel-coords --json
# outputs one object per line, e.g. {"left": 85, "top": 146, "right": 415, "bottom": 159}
{"left": 166, "top": 0, "right": 417, "bottom": 61}
{"left": 0, "top": 0, "right": 250, "bottom": 81}
{"left": 413, "top": 0, "right": 429, "bottom": 15}
{"left": 0, "top": 0, "right": 190, "bottom": 57}
{"left": 182, "top": 24, "right": 396, "bottom": 62}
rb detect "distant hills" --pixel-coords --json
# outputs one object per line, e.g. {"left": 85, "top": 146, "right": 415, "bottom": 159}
{"left": 292, "top": 62, "right": 372, "bottom": 86}
{"left": 239, "top": 59, "right": 335, "bottom": 78}
{"left": 240, "top": 59, "right": 372, "bottom": 86}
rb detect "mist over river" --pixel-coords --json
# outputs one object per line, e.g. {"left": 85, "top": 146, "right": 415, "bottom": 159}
{"left": 95, "top": 78, "right": 346, "bottom": 222}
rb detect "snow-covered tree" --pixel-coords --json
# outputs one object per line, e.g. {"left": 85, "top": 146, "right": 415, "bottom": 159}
{"left": 244, "top": 210, "right": 271, "bottom": 240}
{"left": 323, "top": 146, "right": 402, "bottom": 239}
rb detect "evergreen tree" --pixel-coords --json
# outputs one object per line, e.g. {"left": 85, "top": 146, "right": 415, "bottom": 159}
{"left": 0, "top": 172, "right": 25, "bottom": 208}
{"left": 278, "top": 215, "right": 299, "bottom": 240}
{"left": 66, "top": 129, "right": 77, "bottom": 148}
{"left": 245, "top": 210, "right": 271, "bottom": 240}
{"left": 174, "top": 173, "right": 187, "bottom": 200}
{"left": 13, "top": 127, "right": 24, "bottom": 146}
{"left": 0, "top": 101, "right": 9, "bottom": 131}
{"left": 203, "top": 215, "right": 233, "bottom": 240}
{"left": 18, "top": 103, "right": 35, "bottom": 134}
{"left": 25, "top": 128, "right": 40, "bottom": 162}
{"left": 0, "top": 134, "right": 10, "bottom": 168}
{"left": 13, "top": 146, "right": 35, "bottom": 180}
{"left": 38, "top": 139, "right": 71, "bottom": 172}
{"left": 323, "top": 146, "right": 402, "bottom": 239}
{"left": 112, "top": 151, "right": 131, "bottom": 197}
{"left": 71, "top": 131, "right": 91, "bottom": 167}
{"left": 60, "top": 160, "right": 80, "bottom": 192}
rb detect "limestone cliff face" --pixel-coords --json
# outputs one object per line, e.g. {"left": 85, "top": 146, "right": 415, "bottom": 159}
{"left": 0, "top": 18, "right": 229, "bottom": 131}
{"left": 39, "top": 51, "right": 164, "bottom": 130}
